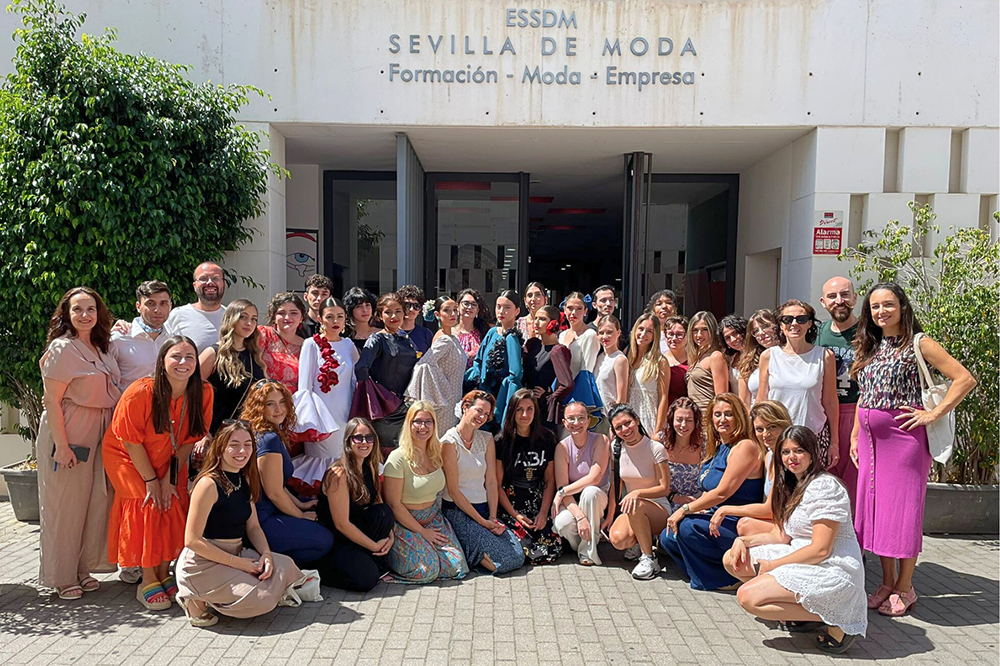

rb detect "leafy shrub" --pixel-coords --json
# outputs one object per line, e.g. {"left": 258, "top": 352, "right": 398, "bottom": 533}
{"left": 0, "top": 0, "right": 278, "bottom": 447}
{"left": 841, "top": 202, "right": 999, "bottom": 484}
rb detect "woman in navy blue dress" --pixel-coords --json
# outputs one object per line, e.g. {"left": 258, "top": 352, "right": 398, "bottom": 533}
{"left": 659, "top": 392, "right": 765, "bottom": 590}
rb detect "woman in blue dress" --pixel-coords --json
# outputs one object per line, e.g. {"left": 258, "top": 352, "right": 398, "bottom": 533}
{"left": 465, "top": 290, "right": 524, "bottom": 426}
{"left": 558, "top": 292, "right": 604, "bottom": 432}
{"left": 659, "top": 392, "right": 765, "bottom": 590}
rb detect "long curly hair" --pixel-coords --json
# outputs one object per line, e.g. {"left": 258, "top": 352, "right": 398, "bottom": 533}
{"left": 324, "top": 418, "right": 383, "bottom": 505}
{"left": 398, "top": 401, "right": 444, "bottom": 469}
{"left": 265, "top": 292, "right": 306, "bottom": 326}
{"left": 194, "top": 421, "right": 262, "bottom": 502}
{"left": 216, "top": 299, "right": 265, "bottom": 388}
{"left": 738, "top": 309, "right": 778, "bottom": 379}
{"left": 457, "top": 288, "right": 493, "bottom": 340}
{"left": 239, "top": 380, "right": 296, "bottom": 447}
{"left": 46, "top": 286, "right": 113, "bottom": 354}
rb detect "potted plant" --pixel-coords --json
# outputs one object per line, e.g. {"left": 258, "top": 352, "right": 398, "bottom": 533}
{"left": 0, "top": 0, "right": 279, "bottom": 521}
{"left": 841, "top": 204, "right": 999, "bottom": 534}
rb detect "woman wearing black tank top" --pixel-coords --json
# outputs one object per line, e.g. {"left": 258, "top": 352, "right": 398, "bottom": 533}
{"left": 314, "top": 418, "right": 395, "bottom": 591}
{"left": 175, "top": 422, "right": 305, "bottom": 626}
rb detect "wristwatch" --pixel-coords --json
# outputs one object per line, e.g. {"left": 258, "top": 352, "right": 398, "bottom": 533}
{"left": 681, "top": 503, "right": 691, "bottom": 515}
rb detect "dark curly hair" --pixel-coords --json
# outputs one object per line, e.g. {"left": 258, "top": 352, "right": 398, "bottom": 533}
{"left": 46, "top": 286, "right": 113, "bottom": 354}
{"left": 265, "top": 292, "right": 306, "bottom": 327}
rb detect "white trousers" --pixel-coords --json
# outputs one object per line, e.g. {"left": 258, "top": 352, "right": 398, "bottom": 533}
{"left": 553, "top": 485, "right": 608, "bottom": 565}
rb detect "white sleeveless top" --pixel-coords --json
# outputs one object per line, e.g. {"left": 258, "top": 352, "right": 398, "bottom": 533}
{"left": 560, "top": 327, "right": 600, "bottom": 376}
{"left": 596, "top": 350, "right": 624, "bottom": 411}
{"left": 440, "top": 427, "right": 490, "bottom": 504}
{"left": 767, "top": 346, "right": 827, "bottom": 434}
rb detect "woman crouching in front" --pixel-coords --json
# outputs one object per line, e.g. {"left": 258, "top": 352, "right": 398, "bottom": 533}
{"left": 724, "top": 426, "right": 866, "bottom": 654}
{"left": 175, "top": 421, "right": 305, "bottom": 626}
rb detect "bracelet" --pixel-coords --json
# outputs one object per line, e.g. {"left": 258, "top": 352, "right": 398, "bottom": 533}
{"left": 228, "top": 554, "right": 233, "bottom": 566}
{"left": 667, "top": 491, "right": 677, "bottom": 503}
{"left": 143, "top": 475, "right": 157, "bottom": 483}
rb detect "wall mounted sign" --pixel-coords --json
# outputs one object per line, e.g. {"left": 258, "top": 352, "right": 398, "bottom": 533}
{"left": 812, "top": 211, "right": 843, "bottom": 255}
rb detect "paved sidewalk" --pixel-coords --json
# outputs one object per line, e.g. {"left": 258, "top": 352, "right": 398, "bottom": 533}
{"left": 1, "top": 500, "right": 997, "bottom": 665}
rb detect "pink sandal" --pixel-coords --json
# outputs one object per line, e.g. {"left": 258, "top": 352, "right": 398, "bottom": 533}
{"left": 879, "top": 588, "right": 918, "bottom": 617}
{"left": 867, "top": 583, "right": 893, "bottom": 609}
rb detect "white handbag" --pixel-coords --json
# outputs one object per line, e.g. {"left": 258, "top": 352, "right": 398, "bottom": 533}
{"left": 912, "top": 333, "right": 955, "bottom": 464}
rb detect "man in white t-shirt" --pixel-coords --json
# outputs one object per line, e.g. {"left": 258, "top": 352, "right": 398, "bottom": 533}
{"left": 163, "top": 262, "right": 228, "bottom": 354}
{"left": 110, "top": 280, "right": 173, "bottom": 390}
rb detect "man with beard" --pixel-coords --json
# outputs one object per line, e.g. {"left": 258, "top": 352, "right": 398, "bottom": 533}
{"left": 163, "top": 262, "right": 228, "bottom": 353}
{"left": 111, "top": 280, "right": 173, "bottom": 390}
{"left": 817, "top": 275, "right": 859, "bottom": 509}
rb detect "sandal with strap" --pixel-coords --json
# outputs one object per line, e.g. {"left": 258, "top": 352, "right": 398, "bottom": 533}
{"left": 867, "top": 583, "right": 894, "bottom": 609}
{"left": 79, "top": 576, "right": 100, "bottom": 592}
{"left": 177, "top": 597, "right": 219, "bottom": 628}
{"left": 817, "top": 630, "right": 859, "bottom": 654}
{"left": 57, "top": 584, "right": 84, "bottom": 600}
{"left": 137, "top": 582, "right": 172, "bottom": 610}
{"left": 879, "top": 588, "right": 918, "bottom": 617}
{"left": 777, "top": 620, "right": 823, "bottom": 633}
{"left": 160, "top": 575, "right": 179, "bottom": 601}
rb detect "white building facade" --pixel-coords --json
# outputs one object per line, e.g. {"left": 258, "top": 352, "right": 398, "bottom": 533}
{"left": 3, "top": 0, "right": 997, "bottom": 319}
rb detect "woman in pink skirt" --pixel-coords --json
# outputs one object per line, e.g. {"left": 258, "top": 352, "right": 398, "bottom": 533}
{"left": 849, "top": 283, "right": 975, "bottom": 617}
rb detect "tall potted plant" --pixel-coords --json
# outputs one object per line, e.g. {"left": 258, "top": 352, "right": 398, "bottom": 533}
{"left": 0, "top": 0, "right": 280, "bottom": 520}
{"left": 840, "top": 203, "right": 999, "bottom": 533}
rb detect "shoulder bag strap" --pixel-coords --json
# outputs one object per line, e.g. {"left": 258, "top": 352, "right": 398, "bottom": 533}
{"left": 911, "top": 333, "right": 936, "bottom": 390}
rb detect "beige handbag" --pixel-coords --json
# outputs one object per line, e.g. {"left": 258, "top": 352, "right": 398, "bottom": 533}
{"left": 912, "top": 333, "right": 955, "bottom": 464}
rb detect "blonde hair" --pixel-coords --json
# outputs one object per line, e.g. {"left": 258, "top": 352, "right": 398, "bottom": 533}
{"left": 216, "top": 299, "right": 265, "bottom": 388}
{"left": 627, "top": 313, "right": 663, "bottom": 383}
{"left": 703, "top": 392, "right": 753, "bottom": 464}
{"left": 749, "top": 400, "right": 793, "bottom": 463}
{"left": 686, "top": 311, "right": 723, "bottom": 366}
{"left": 398, "top": 401, "right": 444, "bottom": 469}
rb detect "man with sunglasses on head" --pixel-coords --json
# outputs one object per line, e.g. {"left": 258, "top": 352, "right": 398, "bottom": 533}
{"left": 163, "top": 262, "right": 228, "bottom": 354}
{"left": 817, "top": 276, "right": 860, "bottom": 509}
{"left": 398, "top": 284, "right": 434, "bottom": 355}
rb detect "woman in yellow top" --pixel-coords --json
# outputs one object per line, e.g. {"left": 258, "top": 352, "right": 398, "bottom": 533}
{"left": 382, "top": 401, "right": 469, "bottom": 583}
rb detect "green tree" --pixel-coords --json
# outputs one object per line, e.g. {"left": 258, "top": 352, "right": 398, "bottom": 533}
{"left": 0, "top": 0, "right": 278, "bottom": 446}
{"left": 840, "top": 203, "right": 999, "bottom": 484}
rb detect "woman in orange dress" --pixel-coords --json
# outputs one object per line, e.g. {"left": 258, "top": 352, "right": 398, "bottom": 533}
{"left": 104, "top": 335, "right": 213, "bottom": 610}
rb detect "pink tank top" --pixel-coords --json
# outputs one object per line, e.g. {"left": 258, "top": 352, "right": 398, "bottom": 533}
{"left": 561, "top": 432, "right": 611, "bottom": 489}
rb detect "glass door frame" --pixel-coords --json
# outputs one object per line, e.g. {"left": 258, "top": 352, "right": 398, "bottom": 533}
{"left": 422, "top": 172, "right": 530, "bottom": 299}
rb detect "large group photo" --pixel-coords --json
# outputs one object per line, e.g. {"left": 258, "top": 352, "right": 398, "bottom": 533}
{"left": 0, "top": 0, "right": 997, "bottom": 664}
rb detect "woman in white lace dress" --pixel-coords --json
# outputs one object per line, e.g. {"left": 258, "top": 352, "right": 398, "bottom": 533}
{"left": 626, "top": 314, "right": 669, "bottom": 440}
{"left": 724, "top": 425, "right": 866, "bottom": 654}
{"left": 405, "top": 297, "right": 466, "bottom": 435}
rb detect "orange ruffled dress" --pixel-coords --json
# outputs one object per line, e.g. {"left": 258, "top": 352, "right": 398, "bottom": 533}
{"left": 103, "top": 378, "right": 213, "bottom": 568}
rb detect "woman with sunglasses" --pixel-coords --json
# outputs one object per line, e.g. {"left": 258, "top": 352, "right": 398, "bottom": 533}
{"left": 241, "top": 381, "right": 334, "bottom": 566}
{"left": 552, "top": 401, "right": 614, "bottom": 566}
{"left": 684, "top": 311, "right": 730, "bottom": 412}
{"left": 295, "top": 297, "right": 359, "bottom": 482}
{"left": 176, "top": 421, "right": 305, "bottom": 626}
{"left": 737, "top": 310, "right": 779, "bottom": 409}
{"left": 441, "top": 391, "right": 525, "bottom": 575}
{"left": 757, "top": 300, "right": 839, "bottom": 468}
{"left": 523, "top": 305, "right": 574, "bottom": 431}
{"left": 517, "top": 281, "right": 548, "bottom": 340}
{"left": 383, "top": 402, "right": 469, "bottom": 583}
{"left": 104, "top": 336, "right": 213, "bottom": 610}
{"left": 454, "top": 288, "right": 491, "bottom": 369}
{"left": 405, "top": 296, "right": 466, "bottom": 435}
{"left": 315, "top": 418, "right": 395, "bottom": 591}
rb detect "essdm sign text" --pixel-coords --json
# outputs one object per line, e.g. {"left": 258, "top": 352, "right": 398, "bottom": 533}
{"left": 386, "top": 8, "right": 698, "bottom": 91}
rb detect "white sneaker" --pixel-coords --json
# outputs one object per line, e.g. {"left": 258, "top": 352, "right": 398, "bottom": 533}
{"left": 623, "top": 544, "right": 642, "bottom": 561}
{"left": 119, "top": 567, "right": 142, "bottom": 584}
{"left": 631, "top": 554, "right": 661, "bottom": 580}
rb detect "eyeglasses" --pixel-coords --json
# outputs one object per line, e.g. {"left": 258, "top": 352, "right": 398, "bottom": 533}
{"left": 459, "top": 301, "right": 478, "bottom": 309}
{"left": 195, "top": 276, "right": 224, "bottom": 284}
{"left": 751, "top": 326, "right": 775, "bottom": 340}
{"left": 564, "top": 416, "right": 589, "bottom": 424}
{"left": 222, "top": 419, "right": 251, "bottom": 428}
{"left": 350, "top": 434, "right": 376, "bottom": 444}
{"left": 404, "top": 302, "right": 421, "bottom": 311}
{"left": 412, "top": 419, "right": 435, "bottom": 428}
{"left": 779, "top": 315, "right": 812, "bottom": 326}
{"left": 664, "top": 331, "right": 685, "bottom": 339}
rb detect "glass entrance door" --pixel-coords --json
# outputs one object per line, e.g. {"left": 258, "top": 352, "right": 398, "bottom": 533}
{"left": 622, "top": 152, "right": 653, "bottom": 325}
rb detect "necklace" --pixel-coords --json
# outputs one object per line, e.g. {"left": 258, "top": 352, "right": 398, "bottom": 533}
{"left": 223, "top": 471, "right": 243, "bottom": 494}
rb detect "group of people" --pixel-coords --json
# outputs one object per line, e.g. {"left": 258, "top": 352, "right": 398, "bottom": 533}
{"left": 36, "top": 262, "right": 976, "bottom": 653}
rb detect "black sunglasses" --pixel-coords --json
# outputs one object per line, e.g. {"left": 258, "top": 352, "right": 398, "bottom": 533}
{"left": 254, "top": 378, "right": 281, "bottom": 388}
{"left": 779, "top": 315, "right": 812, "bottom": 326}
{"left": 349, "top": 434, "right": 377, "bottom": 444}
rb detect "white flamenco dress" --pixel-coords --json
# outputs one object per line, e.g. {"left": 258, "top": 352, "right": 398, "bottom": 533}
{"left": 559, "top": 327, "right": 605, "bottom": 430}
{"left": 290, "top": 335, "right": 358, "bottom": 495}
{"left": 404, "top": 333, "right": 466, "bottom": 436}
{"left": 749, "top": 473, "right": 868, "bottom": 637}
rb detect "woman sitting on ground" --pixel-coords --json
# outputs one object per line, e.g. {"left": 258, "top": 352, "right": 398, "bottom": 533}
{"left": 659, "top": 393, "right": 765, "bottom": 591}
{"left": 176, "top": 421, "right": 304, "bottom": 626}
{"left": 383, "top": 402, "right": 469, "bottom": 583}
{"left": 552, "top": 401, "right": 614, "bottom": 566}
{"left": 495, "top": 389, "right": 564, "bottom": 565}
{"left": 724, "top": 426, "right": 866, "bottom": 654}
{"left": 606, "top": 404, "right": 672, "bottom": 580}
{"left": 708, "top": 401, "right": 793, "bottom": 539}
{"left": 441, "top": 391, "right": 526, "bottom": 575}
{"left": 241, "top": 380, "right": 334, "bottom": 566}
{"left": 315, "top": 418, "right": 395, "bottom": 592}
{"left": 662, "top": 397, "right": 703, "bottom": 512}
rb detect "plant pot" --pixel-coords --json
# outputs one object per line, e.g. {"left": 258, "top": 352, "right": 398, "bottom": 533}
{"left": 923, "top": 482, "right": 999, "bottom": 535}
{"left": 0, "top": 462, "right": 39, "bottom": 522}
